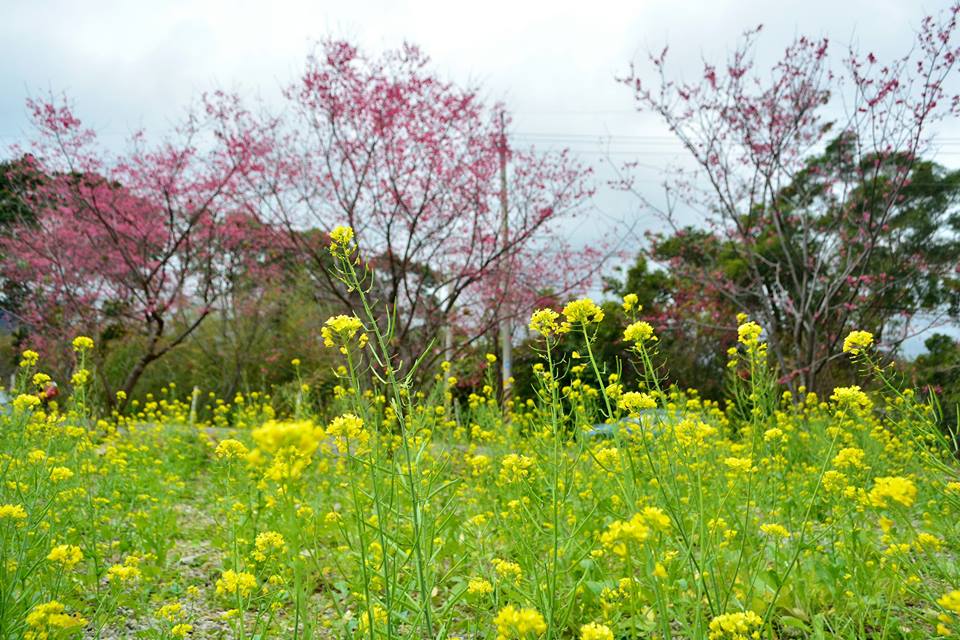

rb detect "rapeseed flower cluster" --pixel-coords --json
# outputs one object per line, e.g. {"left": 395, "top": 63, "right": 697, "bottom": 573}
{"left": 528, "top": 308, "right": 562, "bottom": 337}
{"left": 321, "top": 314, "right": 368, "bottom": 352}
{"left": 869, "top": 476, "right": 918, "bottom": 508}
{"left": 1, "top": 311, "right": 957, "bottom": 639}
{"left": 562, "top": 298, "right": 604, "bottom": 325}
{"left": 216, "top": 570, "right": 258, "bottom": 597}
{"left": 707, "top": 611, "right": 763, "bottom": 639}
{"left": 843, "top": 330, "right": 874, "bottom": 354}
{"left": 47, "top": 544, "right": 83, "bottom": 568}
{"left": 24, "top": 601, "right": 86, "bottom": 639}
{"left": 493, "top": 605, "right": 546, "bottom": 640}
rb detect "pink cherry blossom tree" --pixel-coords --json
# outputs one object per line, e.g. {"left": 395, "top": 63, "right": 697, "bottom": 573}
{"left": 620, "top": 5, "right": 960, "bottom": 390}
{"left": 214, "top": 41, "right": 598, "bottom": 372}
{"left": 1, "top": 96, "right": 264, "bottom": 408}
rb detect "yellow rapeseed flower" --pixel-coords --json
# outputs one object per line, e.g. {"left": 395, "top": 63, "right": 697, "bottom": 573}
{"left": 869, "top": 476, "right": 917, "bottom": 508}
{"left": 843, "top": 330, "right": 874, "bottom": 355}
{"left": 832, "top": 447, "right": 866, "bottom": 469}
{"left": 25, "top": 601, "right": 86, "bottom": 638}
{"left": 157, "top": 602, "right": 183, "bottom": 621}
{"left": 494, "top": 605, "right": 547, "bottom": 640}
{"left": 329, "top": 225, "right": 355, "bottom": 254}
{"left": 50, "top": 466, "right": 74, "bottom": 482}
{"left": 624, "top": 320, "right": 656, "bottom": 344}
{"left": 215, "top": 439, "right": 250, "bottom": 460}
{"left": 618, "top": 391, "right": 656, "bottom": 413}
{"left": 492, "top": 558, "right": 523, "bottom": 583}
{"left": 20, "top": 349, "right": 40, "bottom": 368}
{"left": 216, "top": 570, "right": 257, "bottom": 597}
{"left": 724, "top": 457, "right": 753, "bottom": 475}
{"left": 326, "top": 413, "right": 368, "bottom": 453}
{"left": 737, "top": 321, "right": 763, "bottom": 347}
{"left": 0, "top": 504, "right": 28, "bottom": 521}
{"left": 47, "top": 544, "right": 83, "bottom": 568}
{"left": 528, "top": 308, "right": 561, "bottom": 337}
{"left": 708, "top": 611, "right": 763, "bottom": 639}
{"left": 939, "top": 590, "right": 960, "bottom": 614}
{"left": 72, "top": 335, "right": 94, "bottom": 352}
{"left": 253, "top": 531, "right": 287, "bottom": 562}
{"left": 562, "top": 298, "right": 604, "bottom": 325}
{"left": 12, "top": 394, "right": 41, "bottom": 412}
{"left": 580, "top": 622, "right": 614, "bottom": 640}
{"left": 600, "top": 513, "right": 652, "bottom": 557}
{"left": 107, "top": 563, "right": 142, "bottom": 583}
{"left": 830, "top": 386, "right": 872, "bottom": 410}
{"left": 252, "top": 419, "right": 323, "bottom": 454}
{"left": 498, "top": 454, "right": 534, "bottom": 484}
{"left": 321, "top": 314, "right": 367, "bottom": 352}
{"left": 759, "top": 523, "right": 791, "bottom": 539}
{"left": 467, "top": 577, "right": 494, "bottom": 596}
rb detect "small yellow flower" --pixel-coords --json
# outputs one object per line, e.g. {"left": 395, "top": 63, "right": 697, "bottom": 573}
{"left": 321, "top": 315, "right": 366, "bottom": 351}
{"left": 759, "top": 523, "right": 790, "bottom": 539}
{"left": 253, "top": 531, "right": 287, "bottom": 561}
{"left": 624, "top": 320, "right": 656, "bottom": 344}
{"left": 326, "top": 413, "right": 368, "bottom": 453}
{"left": 50, "top": 466, "right": 74, "bottom": 482}
{"left": 619, "top": 391, "right": 656, "bottom": 412}
{"left": 216, "top": 570, "right": 257, "bottom": 597}
{"left": 869, "top": 476, "right": 917, "bottom": 508}
{"left": 72, "top": 336, "right": 94, "bottom": 352}
{"left": 47, "top": 544, "right": 83, "bottom": 568}
{"left": 25, "top": 601, "right": 86, "bottom": 635}
{"left": 215, "top": 439, "right": 249, "bottom": 460}
{"left": 467, "top": 577, "right": 494, "bottom": 596}
{"left": 329, "top": 225, "right": 355, "bottom": 254}
{"left": 581, "top": 622, "right": 614, "bottom": 640}
{"left": 737, "top": 321, "right": 763, "bottom": 346}
{"left": 12, "top": 394, "right": 41, "bottom": 412}
{"left": 529, "top": 308, "right": 561, "bottom": 337}
{"left": 708, "top": 610, "right": 763, "bottom": 639}
{"left": 832, "top": 447, "right": 866, "bottom": 469}
{"left": 20, "top": 349, "right": 40, "bottom": 368}
{"left": 600, "top": 513, "right": 653, "bottom": 556}
{"left": 830, "top": 386, "right": 871, "bottom": 409}
{"left": 843, "top": 330, "right": 874, "bottom": 355}
{"left": 156, "top": 603, "right": 183, "bottom": 622}
{"left": 724, "top": 457, "right": 753, "bottom": 475}
{"left": 562, "top": 298, "right": 604, "bottom": 325}
{"left": 32, "top": 372, "right": 51, "bottom": 388}
{"left": 107, "top": 563, "right": 142, "bottom": 583}
{"left": 494, "top": 605, "right": 546, "bottom": 640}
{"left": 498, "top": 454, "right": 534, "bottom": 484}
{"left": 939, "top": 590, "right": 960, "bottom": 614}
{"left": 492, "top": 558, "right": 523, "bottom": 583}
{"left": 0, "top": 504, "right": 27, "bottom": 521}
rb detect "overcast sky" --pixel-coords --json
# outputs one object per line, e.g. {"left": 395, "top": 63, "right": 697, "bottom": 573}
{"left": 3, "top": 0, "right": 953, "bottom": 226}
{"left": 2, "top": 0, "right": 958, "bottom": 348}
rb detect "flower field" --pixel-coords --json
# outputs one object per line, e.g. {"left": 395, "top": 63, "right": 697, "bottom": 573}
{"left": 2, "top": 230, "right": 960, "bottom": 640}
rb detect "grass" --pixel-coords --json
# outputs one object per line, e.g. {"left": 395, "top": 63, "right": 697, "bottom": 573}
{"left": 1, "top": 230, "right": 959, "bottom": 639}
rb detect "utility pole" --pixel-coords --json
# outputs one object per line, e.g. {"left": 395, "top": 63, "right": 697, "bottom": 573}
{"left": 498, "top": 109, "right": 513, "bottom": 400}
